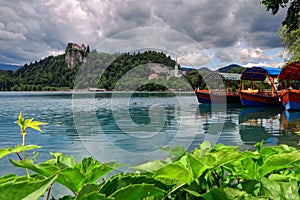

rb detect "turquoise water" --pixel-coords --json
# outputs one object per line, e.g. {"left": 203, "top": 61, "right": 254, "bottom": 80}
{"left": 1, "top": 91, "right": 300, "bottom": 196}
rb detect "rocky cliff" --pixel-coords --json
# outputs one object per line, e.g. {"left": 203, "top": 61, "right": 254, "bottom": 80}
{"left": 65, "top": 43, "right": 88, "bottom": 69}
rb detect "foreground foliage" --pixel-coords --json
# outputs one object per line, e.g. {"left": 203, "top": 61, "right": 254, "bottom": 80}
{"left": 2, "top": 141, "right": 300, "bottom": 199}
{"left": 1, "top": 113, "right": 300, "bottom": 199}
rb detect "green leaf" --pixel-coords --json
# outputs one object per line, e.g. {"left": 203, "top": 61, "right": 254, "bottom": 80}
{"left": 16, "top": 112, "right": 24, "bottom": 126}
{"left": 261, "top": 177, "right": 299, "bottom": 200}
{"left": 259, "top": 151, "right": 300, "bottom": 177}
{"left": 76, "top": 184, "right": 113, "bottom": 200}
{"left": 109, "top": 184, "right": 166, "bottom": 200}
{"left": 0, "top": 145, "right": 41, "bottom": 159}
{"left": 52, "top": 152, "right": 76, "bottom": 168}
{"left": 84, "top": 161, "right": 122, "bottom": 183}
{"left": 203, "top": 150, "right": 242, "bottom": 169}
{"left": 0, "top": 174, "right": 57, "bottom": 200}
{"left": 240, "top": 157, "right": 257, "bottom": 180}
{"left": 183, "top": 188, "right": 201, "bottom": 197}
{"left": 159, "top": 146, "right": 186, "bottom": 161}
{"left": 77, "top": 192, "right": 113, "bottom": 200}
{"left": 201, "top": 187, "right": 250, "bottom": 200}
{"left": 200, "top": 141, "right": 211, "bottom": 150}
{"left": 268, "top": 174, "right": 295, "bottom": 182}
{"left": 10, "top": 153, "right": 122, "bottom": 194}
{"left": 154, "top": 163, "right": 193, "bottom": 185}
{"left": 133, "top": 160, "right": 166, "bottom": 172}
{"left": 10, "top": 157, "right": 84, "bottom": 193}
{"left": 255, "top": 141, "right": 264, "bottom": 153}
{"left": 241, "top": 180, "right": 260, "bottom": 197}
{"left": 27, "top": 120, "right": 47, "bottom": 132}
{"left": 0, "top": 174, "right": 17, "bottom": 184}
{"left": 15, "top": 112, "right": 47, "bottom": 133}
{"left": 99, "top": 173, "right": 170, "bottom": 197}
{"left": 185, "top": 154, "right": 206, "bottom": 179}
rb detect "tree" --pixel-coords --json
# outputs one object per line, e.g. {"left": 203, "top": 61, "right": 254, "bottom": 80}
{"left": 261, "top": 0, "right": 299, "bottom": 33}
{"left": 261, "top": 0, "right": 300, "bottom": 61}
{"left": 279, "top": 23, "right": 300, "bottom": 62}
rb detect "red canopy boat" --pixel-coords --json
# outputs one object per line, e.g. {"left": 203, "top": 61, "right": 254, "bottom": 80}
{"left": 278, "top": 61, "right": 300, "bottom": 111}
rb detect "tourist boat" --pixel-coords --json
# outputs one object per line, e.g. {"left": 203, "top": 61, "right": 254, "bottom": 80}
{"left": 239, "top": 66, "right": 281, "bottom": 107}
{"left": 278, "top": 61, "right": 300, "bottom": 111}
{"left": 195, "top": 72, "right": 241, "bottom": 104}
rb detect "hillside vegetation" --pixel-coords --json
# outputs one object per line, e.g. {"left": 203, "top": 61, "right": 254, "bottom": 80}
{"left": 0, "top": 49, "right": 244, "bottom": 91}
{"left": 0, "top": 51, "right": 177, "bottom": 91}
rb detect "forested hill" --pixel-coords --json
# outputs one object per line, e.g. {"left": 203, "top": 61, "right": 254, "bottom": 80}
{"left": 0, "top": 50, "right": 181, "bottom": 91}
{"left": 0, "top": 54, "right": 75, "bottom": 91}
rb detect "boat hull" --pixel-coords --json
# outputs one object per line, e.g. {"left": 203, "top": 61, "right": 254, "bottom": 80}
{"left": 195, "top": 90, "right": 241, "bottom": 104}
{"left": 280, "top": 90, "right": 300, "bottom": 111}
{"left": 239, "top": 91, "right": 281, "bottom": 107}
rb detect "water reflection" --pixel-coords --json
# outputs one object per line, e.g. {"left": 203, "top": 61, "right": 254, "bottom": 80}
{"left": 196, "top": 104, "right": 242, "bottom": 147}
{"left": 239, "top": 107, "right": 283, "bottom": 146}
{"left": 2, "top": 92, "right": 300, "bottom": 177}
{"left": 278, "top": 110, "right": 300, "bottom": 147}
{"left": 196, "top": 104, "right": 300, "bottom": 149}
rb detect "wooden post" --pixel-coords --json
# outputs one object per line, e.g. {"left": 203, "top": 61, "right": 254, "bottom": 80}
{"left": 271, "top": 77, "right": 275, "bottom": 96}
{"left": 261, "top": 80, "right": 264, "bottom": 92}
{"left": 242, "top": 80, "right": 244, "bottom": 91}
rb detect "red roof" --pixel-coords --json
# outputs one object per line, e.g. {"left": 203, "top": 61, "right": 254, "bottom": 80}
{"left": 278, "top": 61, "right": 300, "bottom": 80}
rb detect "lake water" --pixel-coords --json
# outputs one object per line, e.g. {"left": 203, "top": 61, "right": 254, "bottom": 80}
{"left": 1, "top": 92, "right": 300, "bottom": 196}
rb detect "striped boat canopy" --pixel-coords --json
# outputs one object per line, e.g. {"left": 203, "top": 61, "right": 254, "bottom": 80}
{"left": 241, "top": 66, "right": 281, "bottom": 81}
{"left": 278, "top": 61, "right": 300, "bottom": 80}
{"left": 204, "top": 72, "right": 241, "bottom": 82}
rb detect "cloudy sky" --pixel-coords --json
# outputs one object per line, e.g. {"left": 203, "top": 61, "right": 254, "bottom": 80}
{"left": 0, "top": 0, "right": 287, "bottom": 69}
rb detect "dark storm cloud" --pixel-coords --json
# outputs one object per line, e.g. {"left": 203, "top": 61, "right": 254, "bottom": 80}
{"left": 0, "top": 0, "right": 286, "bottom": 66}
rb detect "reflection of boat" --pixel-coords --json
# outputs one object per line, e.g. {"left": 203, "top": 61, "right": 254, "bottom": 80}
{"left": 196, "top": 103, "right": 243, "bottom": 146}
{"left": 278, "top": 61, "right": 300, "bottom": 111}
{"left": 280, "top": 110, "right": 300, "bottom": 146}
{"left": 195, "top": 72, "right": 241, "bottom": 104}
{"left": 239, "top": 107, "right": 283, "bottom": 124}
{"left": 240, "top": 67, "right": 281, "bottom": 107}
{"left": 239, "top": 107, "right": 282, "bottom": 145}
{"left": 282, "top": 109, "right": 300, "bottom": 122}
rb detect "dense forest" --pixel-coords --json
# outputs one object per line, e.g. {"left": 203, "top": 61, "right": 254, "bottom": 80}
{"left": 0, "top": 54, "right": 76, "bottom": 91}
{"left": 0, "top": 50, "right": 205, "bottom": 91}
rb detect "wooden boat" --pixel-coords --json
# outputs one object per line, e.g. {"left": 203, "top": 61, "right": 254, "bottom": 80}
{"left": 239, "top": 66, "right": 281, "bottom": 107}
{"left": 195, "top": 72, "right": 241, "bottom": 104}
{"left": 278, "top": 61, "right": 300, "bottom": 111}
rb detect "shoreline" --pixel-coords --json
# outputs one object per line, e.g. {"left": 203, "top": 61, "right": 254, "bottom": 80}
{"left": 0, "top": 90, "right": 196, "bottom": 94}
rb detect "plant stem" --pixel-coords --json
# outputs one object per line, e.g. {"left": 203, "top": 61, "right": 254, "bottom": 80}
{"left": 163, "top": 183, "right": 186, "bottom": 199}
{"left": 21, "top": 131, "right": 30, "bottom": 177}
{"left": 46, "top": 182, "right": 54, "bottom": 200}
{"left": 22, "top": 132, "right": 26, "bottom": 147}
{"left": 15, "top": 152, "right": 22, "bottom": 160}
{"left": 212, "top": 170, "right": 220, "bottom": 188}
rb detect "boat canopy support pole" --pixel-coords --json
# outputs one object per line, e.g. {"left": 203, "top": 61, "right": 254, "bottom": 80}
{"left": 242, "top": 80, "right": 244, "bottom": 91}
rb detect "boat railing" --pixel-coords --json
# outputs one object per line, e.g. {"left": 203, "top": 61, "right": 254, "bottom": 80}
{"left": 196, "top": 89, "right": 239, "bottom": 96}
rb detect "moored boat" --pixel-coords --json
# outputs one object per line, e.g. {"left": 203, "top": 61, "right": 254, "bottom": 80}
{"left": 239, "top": 66, "right": 281, "bottom": 107}
{"left": 278, "top": 61, "right": 300, "bottom": 111}
{"left": 195, "top": 72, "right": 241, "bottom": 104}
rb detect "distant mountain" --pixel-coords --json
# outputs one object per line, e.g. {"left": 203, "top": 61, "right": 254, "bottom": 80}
{"left": 218, "top": 64, "right": 245, "bottom": 73}
{"left": 181, "top": 66, "right": 198, "bottom": 71}
{"left": 0, "top": 63, "right": 21, "bottom": 71}
{"left": 199, "top": 67, "right": 211, "bottom": 72}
